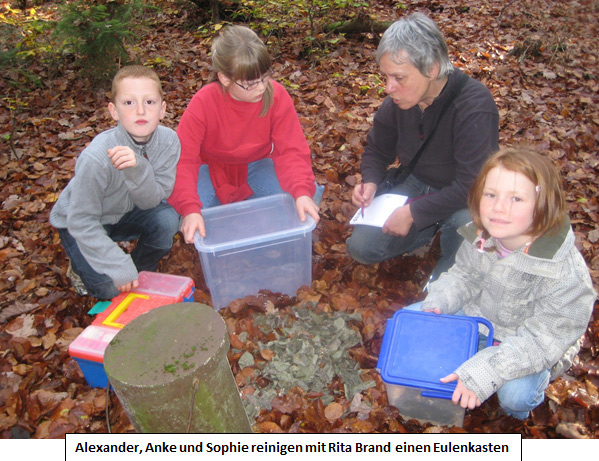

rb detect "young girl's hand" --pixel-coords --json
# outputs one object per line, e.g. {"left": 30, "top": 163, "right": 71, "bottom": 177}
{"left": 440, "top": 373, "right": 481, "bottom": 409}
{"left": 181, "top": 212, "right": 206, "bottom": 243}
{"left": 108, "top": 146, "right": 138, "bottom": 170}
{"left": 295, "top": 196, "right": 320, "bottom": 224}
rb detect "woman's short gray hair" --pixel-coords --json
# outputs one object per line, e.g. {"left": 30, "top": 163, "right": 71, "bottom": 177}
{"left": 376, "top": 13, "right": 453, "bottom": 79}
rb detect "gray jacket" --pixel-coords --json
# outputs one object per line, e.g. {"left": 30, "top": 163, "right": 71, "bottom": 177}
{"left": 421, "top": 219, "right": 596, "bottom": 402}
{"left": 50, "top": 123, "right": 180, "bottom": 287}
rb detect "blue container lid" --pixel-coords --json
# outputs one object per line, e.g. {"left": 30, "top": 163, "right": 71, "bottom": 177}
{"left": 377, "top": 310, "right": 488, "bottom": 398}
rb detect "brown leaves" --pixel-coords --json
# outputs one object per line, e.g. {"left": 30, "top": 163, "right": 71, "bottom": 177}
{"left": 1, "top": 0, "right": 598, "bottom": 439}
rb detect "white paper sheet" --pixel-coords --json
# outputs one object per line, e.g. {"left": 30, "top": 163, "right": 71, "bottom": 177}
{"left": 350, "top": 193, "right": 408, "bottom": 227}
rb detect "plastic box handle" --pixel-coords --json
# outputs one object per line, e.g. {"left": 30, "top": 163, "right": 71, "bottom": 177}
{"left": 473, "top": 316, "right": 495, "bottom": 348}
{"left": 102, "top": 293, "right": 150, "bottom": 329}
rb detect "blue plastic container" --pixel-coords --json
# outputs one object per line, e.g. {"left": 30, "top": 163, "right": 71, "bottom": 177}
{"left": 377, "top": 310, "right": 493, "bottom": 427}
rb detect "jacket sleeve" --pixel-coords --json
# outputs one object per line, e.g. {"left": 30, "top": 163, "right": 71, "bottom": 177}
{"left": 360, "top": 97, "right": 399, "bottom": 185}
{"left": 421, "top": 240, "right": 486, "bottom": 313}
{"left": 455, "top": 254, "right": 596, "bottom": 402}
{"left": 270, "top": 86, "right": 316, "bottom": 199}
{"left": 65, "top": 154, "right": 139, "bottom": 287}
{"left": 167, "top": 98, "right": 206, "bottom": 216}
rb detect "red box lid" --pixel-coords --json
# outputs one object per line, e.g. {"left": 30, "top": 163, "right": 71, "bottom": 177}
{"left": 68, "top": 325, "right": 119, "bottom": 362}
{"left": 91, "top": 292, "right": 178, "bottom": 329}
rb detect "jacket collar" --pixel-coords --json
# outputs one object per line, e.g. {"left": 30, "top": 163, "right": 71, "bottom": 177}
{"left": 114, "top": 122, "right": 155, "bottom": 153}
{"left": 459, "top": 216, "right": 572, "bottom": 260}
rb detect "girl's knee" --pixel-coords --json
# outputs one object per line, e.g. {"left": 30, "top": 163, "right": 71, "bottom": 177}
{"left": 496, "top": 370, "right": 550, "bottom": 417}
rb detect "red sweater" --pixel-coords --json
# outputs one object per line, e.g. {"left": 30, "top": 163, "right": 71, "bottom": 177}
{"left": 168, "top": 81, "right": 316, "bottom": 216}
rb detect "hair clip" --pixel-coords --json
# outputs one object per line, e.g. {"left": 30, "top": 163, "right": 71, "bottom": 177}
{"left": 477, "top": 237, "right": 486, "bottom": 253}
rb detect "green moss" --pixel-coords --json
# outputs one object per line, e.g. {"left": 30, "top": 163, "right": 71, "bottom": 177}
{"left": 164, "top": 363, "right": 177, "bottom": 374}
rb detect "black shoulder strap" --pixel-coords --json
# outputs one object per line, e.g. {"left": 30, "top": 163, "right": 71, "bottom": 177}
{"left": 394, "top": 71, "right": 469, "bottom": 184}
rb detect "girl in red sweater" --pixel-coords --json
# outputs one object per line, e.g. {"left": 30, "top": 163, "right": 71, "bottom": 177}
{"left": 168, "top": 25, "right": 322, "bottom": 243}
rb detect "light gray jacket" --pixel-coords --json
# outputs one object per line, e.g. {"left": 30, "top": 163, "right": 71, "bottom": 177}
{"left": 421, "top": 219, "right": 596, "bottom": 402}
{"left": 50, "top": 123, "right": 180, "bottom": 287}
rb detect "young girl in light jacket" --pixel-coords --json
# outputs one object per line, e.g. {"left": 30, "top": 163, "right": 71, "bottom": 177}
{"left": 416, "top": 147, "right": 595, "bottom": 419}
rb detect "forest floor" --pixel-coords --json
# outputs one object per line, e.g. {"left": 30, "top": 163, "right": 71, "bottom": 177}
{"left": 1, "top": 0, "right": 598, "bottom": 438}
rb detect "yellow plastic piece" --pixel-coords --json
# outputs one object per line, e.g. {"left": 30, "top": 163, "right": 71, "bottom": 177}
{"left": 102, "top": 293, "right": 150, "bottom": 329}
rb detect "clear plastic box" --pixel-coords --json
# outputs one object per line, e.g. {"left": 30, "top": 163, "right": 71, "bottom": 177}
{"left": 194, "top": 194, "right": 316, "bottom": 309}
{"left": 377, "top": 310, "right": 493, "bottom": 427}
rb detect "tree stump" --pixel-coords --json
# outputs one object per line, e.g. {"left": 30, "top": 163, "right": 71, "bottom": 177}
{"left": 104, "top": 302, "right": 252, "bottom": 433}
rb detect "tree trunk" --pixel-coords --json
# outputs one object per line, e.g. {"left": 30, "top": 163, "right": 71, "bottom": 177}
{"left": 210, "top": 0, "right": 220, "bottom": 22}
{"left": 104, "top": 303, "right": 252, "bottom": 433}
{"left": 328, "top": 13, "right": 393, "bottom": 34}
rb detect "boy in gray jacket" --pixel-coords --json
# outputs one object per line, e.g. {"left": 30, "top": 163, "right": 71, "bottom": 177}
{"left": 50, "top": 65, "right": 181, "bottom": 299}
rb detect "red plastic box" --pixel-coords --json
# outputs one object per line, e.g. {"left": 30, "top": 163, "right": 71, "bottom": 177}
{"left": 69, "top": 272, "right": 195, "bottom": 387}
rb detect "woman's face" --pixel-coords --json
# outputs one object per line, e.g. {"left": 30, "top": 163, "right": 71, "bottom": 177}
{"left": 378, "top": 52, "right": 440, "bottom": 111}
{"left": 479, "top": 166, "right": 537, "bottom": 251}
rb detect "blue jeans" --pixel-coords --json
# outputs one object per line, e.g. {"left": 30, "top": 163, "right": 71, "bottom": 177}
{"left": 197, "top": 158, "right": 324, "bottom": 208}
{"left": 402, "top": 302, "right": 550, "bottom": 419}
{"left": 346, "top": 174, "right": 471, "bottom": 282}
{"left": 57, "top": 202, "right": 180, "bottom": 299}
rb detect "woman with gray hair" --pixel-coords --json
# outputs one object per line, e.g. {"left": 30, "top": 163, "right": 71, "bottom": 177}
{"left": 347, "top": 12, "right": 499, "bottom": 284}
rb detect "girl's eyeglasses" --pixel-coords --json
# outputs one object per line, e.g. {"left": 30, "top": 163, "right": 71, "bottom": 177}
{"left": 235, "top": 70, "right": 273, "bottom": 91}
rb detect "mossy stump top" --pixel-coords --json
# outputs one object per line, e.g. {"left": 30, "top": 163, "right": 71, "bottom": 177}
{"left": 104, "top": 302, "right": 227, "bottom": 387}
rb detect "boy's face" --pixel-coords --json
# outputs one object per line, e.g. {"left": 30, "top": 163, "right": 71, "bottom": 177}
{"left": 108, "top": 77, "right": 166, "bottom": 143}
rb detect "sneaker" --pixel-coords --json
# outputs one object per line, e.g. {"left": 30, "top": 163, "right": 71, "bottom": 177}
{"left": 67, "top": 263, "right": 88, "bottom": 296}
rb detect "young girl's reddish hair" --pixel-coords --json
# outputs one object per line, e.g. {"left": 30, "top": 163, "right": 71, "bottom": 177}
{"left": 468, "top": 147, "right": 567, "bottom": 238}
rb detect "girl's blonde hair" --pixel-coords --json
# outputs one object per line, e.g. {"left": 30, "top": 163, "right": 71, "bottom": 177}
{"left": 111, "top": 65, "right": 164, "bottom": 100}
{"left": 469, "top": 147, "right": 567, "bottom": 239}
{"left": 210, "top": 25, "right": 273, "bottom": 116}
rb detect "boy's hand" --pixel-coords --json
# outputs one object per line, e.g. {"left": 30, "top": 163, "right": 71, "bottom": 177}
{"left": 181, "top": 213, "right": 206, "bottom": 243}
{"left": 423, "top": 307, "right": 442, "bottom": 314}
{"left": 118, "top": 279, "right": 139, "bottom": 293}
{"left": 440, "top": 373, "right": 482, "bottom": 409}
{"left": 108, "top": 146, "right": 138, "bottom": 170}
{"left": 295, "top": 196, "right": 320, "bottom": 224}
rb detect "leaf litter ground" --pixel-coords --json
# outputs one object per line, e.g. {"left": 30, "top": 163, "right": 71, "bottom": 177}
{"left": 1, "top": 0, "right": 598, "bottom": 438}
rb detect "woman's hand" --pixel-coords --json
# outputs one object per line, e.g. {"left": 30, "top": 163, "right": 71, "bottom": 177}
{"left": 440, "top": 373, "right": 482, "bottom": 409}
{"left": 382, "top": 204, "right": 414, "bottom": 236}
{"left": 295, "top": 196, "right": 320, "bottom": 224}
{"left": 351, "top": 182, "right": 377, "bottom": 208}
{"left": 181, "top": 212, "right": 206, "bottom": 243}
